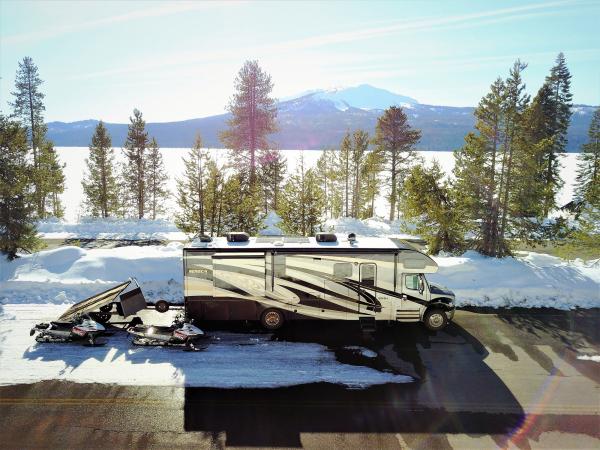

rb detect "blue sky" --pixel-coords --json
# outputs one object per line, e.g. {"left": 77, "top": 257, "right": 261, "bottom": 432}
{"left": 1, "top": 0, "right": 598, "bottom": 122}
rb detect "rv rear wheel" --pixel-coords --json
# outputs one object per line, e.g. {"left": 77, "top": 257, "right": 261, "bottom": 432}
{"left": 423, "top": 308, "right": 448, "bottom": 331}
{"left": 155, "top": 300, "right": 170, "bottom": 313}
{"left": 260, "top": 308, "right": 284, "bottom": 330}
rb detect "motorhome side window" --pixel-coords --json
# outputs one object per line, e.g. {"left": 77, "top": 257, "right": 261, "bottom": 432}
{"left": 405, "top": 274, "right": 420, "bottom": 290}
{"left": 360, "top": 263, "right": 376, "bottom": 287}
{"left": 333, "top": 262, "right": 352, "bottom": 278}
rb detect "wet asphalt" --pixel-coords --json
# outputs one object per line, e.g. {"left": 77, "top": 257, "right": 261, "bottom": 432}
{"left": 0, "top": 309, "right": 598, "bottom": 449}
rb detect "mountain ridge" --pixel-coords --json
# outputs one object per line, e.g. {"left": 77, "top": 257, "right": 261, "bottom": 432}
{"left": 46, "top": 85, "right": 596, "bottom": 151}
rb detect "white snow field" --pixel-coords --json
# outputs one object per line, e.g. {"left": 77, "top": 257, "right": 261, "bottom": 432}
{"left": 0, "top": 304, "right": 411, "bottom": 388}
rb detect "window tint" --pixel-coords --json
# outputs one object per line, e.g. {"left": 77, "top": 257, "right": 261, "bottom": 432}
{"left": 405, "top": 274, "right": 420, "bottom": 290}
{"left": 333, "top": 262, "right": 352, "bottom": 278}
{"left": 360, "top": 264, "right": 376, "bottom": 287}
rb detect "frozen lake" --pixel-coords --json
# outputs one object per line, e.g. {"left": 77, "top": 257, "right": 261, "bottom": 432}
{"left": 56, "top": 148, "right": 580, "bottom": 222}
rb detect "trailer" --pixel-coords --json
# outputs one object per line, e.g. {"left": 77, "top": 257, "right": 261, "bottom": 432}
{"left": 183, "top": 233, "right": 456, "bottom": 331}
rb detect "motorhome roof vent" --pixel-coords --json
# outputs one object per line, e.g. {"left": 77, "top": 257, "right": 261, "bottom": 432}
{"left": 347, "top": 233, "right": 356, "bottom": 243}
{"left": 196, "top": 234, "right": 212, "bottom": 243}
{"left": 315, "top": 232, "right": 337, "bottom": 243}
{"left": 226, "top": 232, "right": 250, "bottom": 243}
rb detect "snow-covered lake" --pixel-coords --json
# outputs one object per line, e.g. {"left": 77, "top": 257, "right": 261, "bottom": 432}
{"left": 56, "top": 148, "right": 580, "bottom": 222}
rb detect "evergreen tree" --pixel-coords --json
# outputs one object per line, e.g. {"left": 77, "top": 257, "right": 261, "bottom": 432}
{"left": 314, "top": 149, "right": 342, "bottom": 219}
{"left": 280, "top": 153, "right": 325, "bottom": 235}
{"left": 360, "top": 150, "right": 385, "bottom": 219}
{"left": 350, "top": 130, "right": 370, "bottom": 218}
{"left": 146, "top": 137, "right": 169, "bottom": 220}
{"left": 338, "top": 132, "right": 352, "bottom": 217}
{"left": 574, "top": 107, "right": 600, "bottom": 207}
{"left": 401, "top": 161, "right": 464, "bottom": 255}
{"left": 205, "top": 159, "right": 225, "bottom": 236}
{"left": 373, "top": 106, "right": 421, "bottom": 220}
{"left": 220, "top": 174, "right": 263, "bottom": 234}
{"left": 37, "top": 140, "right": 65, "bottom": 219}
{"left": 220, "top": 60, "right": 278, "bottom": 185}
{"left": 0, "top": 115, "right": 41, "bottom": 259}
{"left": 257, "top": 149, "right": 286, "bottom": 214}
{"left": 541, "top": 52, "right": 573, "bottom": 215}
{"left": 82, "top": 121, "right": 119, "bottom": 218}
{"left": 10, "top": 57, "right": 45, "bottom": 173}
{"left": 122, "top": 109, "right": 149, "bottom": 219}
{"left": 175, "top": 134, "right": 211, "bottom": 235}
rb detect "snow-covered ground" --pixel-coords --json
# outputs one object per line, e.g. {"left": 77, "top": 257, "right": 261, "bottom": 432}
{"left": 1, "top": 244, "right": 597, "bottom": 309}
{"left": 54, "top": 147, "right": 580, "bottom": 223}
{"left": 0, "top": 304, "right": 410, "bottom": 388}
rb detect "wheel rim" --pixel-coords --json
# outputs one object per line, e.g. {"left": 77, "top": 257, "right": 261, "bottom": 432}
{"left": 429, "top": 313, "right": 444, "bottom": 328}
{"left": 264, "top": 311, "right": 281, "bottom": 327}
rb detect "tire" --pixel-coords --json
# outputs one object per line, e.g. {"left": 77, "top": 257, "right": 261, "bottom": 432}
{"left": 260, "top": 308, "right": 285, "bottom": 330}
{"left": 100, "top": 303, "right": 113, "bottom": 313}
{"left": 155, "top": 300, "right": 170, "bottom": 313}
{"left": 423, "top": 308, "right": 448, "bottom": 331}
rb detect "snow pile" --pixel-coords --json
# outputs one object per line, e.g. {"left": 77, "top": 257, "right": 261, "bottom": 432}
{"left": 260, "top": 211, "right": 284, "bottom": 236}
{"left": 577, "top": 355, "right": 600, "bottom": 363}
{"left": 0, "top": 243, "right": 184, "bottom": 304}
{"left": 325, "top": 216, "right": 416, "bottom": 239}
{"left": 37, "top": 217, "right": 186, "bottom": 240}
{"left": 429, "top": 251, "right": 600, "bottom": 309}
{"left": 0, "top": 305, "right": 412, "bottom": 388}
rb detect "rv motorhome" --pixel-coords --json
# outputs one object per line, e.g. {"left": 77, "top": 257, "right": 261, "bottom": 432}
{"left": 183, "top": 233, "right": 455, "bottom": 331}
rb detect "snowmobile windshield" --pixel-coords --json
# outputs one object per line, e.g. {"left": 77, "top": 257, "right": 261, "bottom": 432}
{"left": 58, "top": 281, "right": 131, "bottom": 321}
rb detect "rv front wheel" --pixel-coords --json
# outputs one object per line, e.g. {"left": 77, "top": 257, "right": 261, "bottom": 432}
{"left": 423, "top": 308, "right": 448, "bottom": 331}
{"left": 261, "top": 308, "right": 284, "bottom": 330}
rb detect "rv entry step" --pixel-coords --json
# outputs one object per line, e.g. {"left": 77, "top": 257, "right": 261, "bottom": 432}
{"left": 359, "top": 316, "right": 376, "bottom": 333}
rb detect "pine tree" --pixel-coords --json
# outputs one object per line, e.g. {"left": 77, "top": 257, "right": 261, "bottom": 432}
{"left": 373, "top": 106, "right": 421, "bottom": 220}
{"left": 350, "top": 130, "right": 370, "bottom": 218}
{"left": 314, "top": 149, "right": 342, "bottom": 219}
{"left": 280, "top": 153, "right": 325, "bottom": 235}
{"left": 220, "top": 60, "right": 278, "bottom": 185}
{"left": 175, "top": 134, "right": 211, "bottom": 235}
{"left": 219, "top": 174, "right": 263, "bottom": 234}
{"left": 401, "top": 161, "right": 464, "bottom": 255}
{"left": 82, "top": 121, "right": 119, "bottom": 218}
{"left": 205, "top": 159, "right": 225, "bottom": 236}
{"left": 541, "top": 52, "right": 573, "bottom": 215}
{"left": 37, "top": 140, "right": 65, "bottom": 219}
{"left": 574, "top": 107, "right": 600, "bottom": 207}
{"left": 10, "top": 57, "right": 45, "bottom": 174}
{"left": 257, "top": 149, "right": 286, "bottom": 214}
{"left": 146, "top": 137, "right": 169, "bottom": 220}
{"left": 0, "top": 115, "right": 41, "bottom": 259}
{"left": 360, "top": 150, "right": 385, "bottom": 218}
{"left": 338, "top": 132, "right": 352, "bottom": 217}
{"left": 123, "top": 109, "right": 149, "bottom": 219}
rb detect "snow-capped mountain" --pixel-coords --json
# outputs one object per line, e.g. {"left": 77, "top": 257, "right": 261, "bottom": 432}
{"left": 284, "top": 84, "right": 419, "bottom": 111}
{"left": 46, "top": 85, "right": 596, "bottom": 151}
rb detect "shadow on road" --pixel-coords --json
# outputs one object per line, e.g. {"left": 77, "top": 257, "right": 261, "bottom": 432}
{"left": 184, "top": 321, "right": 525, "bottom": 447}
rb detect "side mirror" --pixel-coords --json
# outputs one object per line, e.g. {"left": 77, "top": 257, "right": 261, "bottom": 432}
{"left": 418, "top": 277, "right": 425, "bottom": 295}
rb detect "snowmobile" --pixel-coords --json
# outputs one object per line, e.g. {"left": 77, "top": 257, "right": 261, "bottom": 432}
{"left": 30, "top": 313, "right": 107, "bottom": 346}
{"left": 127, "top": 313, "right": 208, "bottom": 351}
{"left": 30, "top": 279, "right": 147, "bottom": 346}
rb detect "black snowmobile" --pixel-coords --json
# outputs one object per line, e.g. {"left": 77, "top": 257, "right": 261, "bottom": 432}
{"left": 31, "top": 279, "right": 146, "bottom": 346}
{"left": 127, "top": 313, "right": 208, "bottom": 351}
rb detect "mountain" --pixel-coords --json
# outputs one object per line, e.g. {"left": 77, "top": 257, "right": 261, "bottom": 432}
{"left": 46, "top": 85, "right": 596, "bottom": 151}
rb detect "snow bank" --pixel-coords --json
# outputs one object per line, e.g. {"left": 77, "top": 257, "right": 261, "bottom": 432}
{"left": 429, "top": 251, "right": 600, "bottom": 309}
{"left": 0, "top": 305, "right": 411, "bottom": 388}
{"left": 37, "top": 217, "right": 187, "bottom": 240}
{"left": 0, "top": 243, "right": 184, "bottom": 303}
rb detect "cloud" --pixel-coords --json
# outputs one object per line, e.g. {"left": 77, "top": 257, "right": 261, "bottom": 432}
{"left": 66, "top": 0, "right": 582, "bottom": 81}
{"left": 1, "top": 1, "right": 244, "bottom": 45}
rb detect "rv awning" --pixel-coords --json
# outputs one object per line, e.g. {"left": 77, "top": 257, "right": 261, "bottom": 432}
{"left": 58, "top": 281, "right": 131, "bottom": 321}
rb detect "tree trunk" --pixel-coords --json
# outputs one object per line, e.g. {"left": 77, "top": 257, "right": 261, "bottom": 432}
{"left": 389, "top": 149, "right": 396, "bottom": 221}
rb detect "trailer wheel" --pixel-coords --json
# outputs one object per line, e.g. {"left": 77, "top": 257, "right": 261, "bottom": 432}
{"left": 260, "top": 308, "right": 285, "bottom": 330}
{"left": 155, "top": 300, "right": 170, "bottom": 313}
{"left": 423, "top": 308, "right": 448, "bottom": 331}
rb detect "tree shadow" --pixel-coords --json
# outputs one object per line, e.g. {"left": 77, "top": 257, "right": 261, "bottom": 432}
{"left": 183, "top": 320, "right": 526, "bottom": 447}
